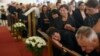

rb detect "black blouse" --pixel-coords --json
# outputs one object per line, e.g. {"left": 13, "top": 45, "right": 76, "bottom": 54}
{"left": 52, "top": 16, "right": 76, "bottom": 31}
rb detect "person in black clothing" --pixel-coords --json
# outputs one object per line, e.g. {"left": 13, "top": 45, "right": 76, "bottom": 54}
{"left": 38, "top": 5, "right": 51, "bottom": 32}
{"left": 75, "top": 26, "right": 100, "bottom": 56}
{"left": 52, "top": 4, "right": 76, "bottom": 31}
{"left": 80, "top": 0, "right": 100, "bottom": 56}
{"left": 73, "top": 1, "right": 86, "bottom": 28}
{"left": 47, "top": 27, "right": 63, "bottom": 56}
{"left": 7, "top": 3, "right": 17, "bottom": 27}
{"left": 52, "top": 4, "right": 84, "bottom": 55}
{"left": 68, "top": 2, "right": 76, "bottom": 16}
{"left": 84, "top": 0, "right": 100, "bottom": 28}
{"left": 84, "top": 0, "right": 100, "bottom": 35}
{"left": 50, "top": 9, "right": 59, "bottom": 27}
{"left": 46, "top": 27, "right": 78, "bottom": 56}
{"left": 0, "top": 5, "right": 7, "bottom": 26}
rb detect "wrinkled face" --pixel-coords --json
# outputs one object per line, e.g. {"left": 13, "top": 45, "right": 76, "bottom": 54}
{"left": 59, "top": 7, "right": 68, "bottom": 17}
{"left": 52, "top": 32, "right": 61, "bottom": 41}
{"left": 76, "top": 35, "right": 98, "bottom": 53}
{"left": 86, "top": 6, "right": 99, "bottom": 15}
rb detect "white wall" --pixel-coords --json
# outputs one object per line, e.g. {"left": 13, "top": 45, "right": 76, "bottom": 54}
{"left": 0, "top": 0, "right": 88, "bottom": 5}
{"left": 62, "top": 0, "right": 88, "bottom": 4}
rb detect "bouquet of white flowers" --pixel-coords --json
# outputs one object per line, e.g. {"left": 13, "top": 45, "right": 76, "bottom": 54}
{"left": 25, "top": 36, "right": 46, "bottom": 56}
{"left": 12, "top": 22, "right": 25, "bottom": 29}
{"left": 12, "top": 22, "right": 26, "bottom": 37}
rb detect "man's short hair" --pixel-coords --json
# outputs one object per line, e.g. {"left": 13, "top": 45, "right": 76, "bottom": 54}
{"left": 86, "top": 0, "right": 99, "bottom": 8}
{"left": 76, "top": 26, "right": 92, "bottom": 38}
{"left": 76, "top": 26, "right": 98, "bottom": 42}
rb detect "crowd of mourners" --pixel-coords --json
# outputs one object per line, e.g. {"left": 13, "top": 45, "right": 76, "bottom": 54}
{"left": 0, "top": 0, "right": 100, "bottom": 56}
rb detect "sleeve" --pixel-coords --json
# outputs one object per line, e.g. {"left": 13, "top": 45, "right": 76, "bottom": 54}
{"left": 67, "top": 16, "right": 76, "bottom": 27}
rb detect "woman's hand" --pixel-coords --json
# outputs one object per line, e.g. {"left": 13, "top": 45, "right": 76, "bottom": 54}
{"left": 64, "top": 24, "right": 75, "bottom": 32}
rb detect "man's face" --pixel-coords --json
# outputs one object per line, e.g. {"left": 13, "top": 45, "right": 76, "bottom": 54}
{"left": 76, "top": 35, "right": 98, "bottom": 53}
{"left": 86, "top": 6, "right": 99, "bottom": 15}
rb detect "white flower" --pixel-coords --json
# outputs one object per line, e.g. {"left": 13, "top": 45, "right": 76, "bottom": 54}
{"left": 25, "top": 36, "right": 46, "bottom": 48}
{"left": 37, "top": 44, "right": 42, "bottom": 48}
{"left": 28, "top": 37, "right": 34, "bottom": 40}
{"left": 42, "top": 41, "right": 46, "bottom": 46}
{"left": 25, "top": 39, "right": 30, "bottom": 44}
{"left": 30, "top": 41, "right": 36, "bottom": 47}
{"left": 13, "top": 24, "right": 17, "bottom": 28}
{"left": 13, "top": 22, "right": 26, "bottom": 28}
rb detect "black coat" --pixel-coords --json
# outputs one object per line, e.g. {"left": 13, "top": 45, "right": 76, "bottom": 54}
{"left": 38, "top": 12, "right": 51, "bottom": 32}
{"left": 52, "top": 16, "right": 84, "bottom": 55}
{"left": 73, "top": 9, "right": 86, "bottom": 28}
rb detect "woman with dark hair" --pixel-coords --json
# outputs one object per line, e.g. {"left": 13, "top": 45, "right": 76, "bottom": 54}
{"left": 38, "top": 5, "right": 51, "bottom": 32}
{"left": 53, "top": 4, "right": 76, "bottom": 31}
{"left": 50, "top": 9, "right": 59, "bottom": 27}
{"left": 73, "top": 1, "right": 86, "bottom": 28}
{"left": 52, "top": 4, "right": 84, "bottom": 55}
{"left": 0, "top": 5, "right": 7, "bottom": 26}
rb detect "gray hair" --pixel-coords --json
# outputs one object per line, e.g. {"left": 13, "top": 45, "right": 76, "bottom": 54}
{"left": 75, "top": 26, "right": 98, "bottom": 42}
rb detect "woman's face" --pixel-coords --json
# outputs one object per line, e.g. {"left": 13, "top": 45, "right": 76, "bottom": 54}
{"left": 79, "top": 3, "right": 86, "bottom": 10}
{"left": 59, "top": 7, "right": 68, "bottom": 17}
{"left": 69, "top": 4, "right": 75, "bottom": 11}
{"left": 42, "top": 6, "right": 48, "bottom": 12}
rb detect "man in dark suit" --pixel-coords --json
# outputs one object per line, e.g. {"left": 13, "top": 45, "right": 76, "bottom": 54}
{"left": 84, "top": 0, "right": 100, "bottom": 28}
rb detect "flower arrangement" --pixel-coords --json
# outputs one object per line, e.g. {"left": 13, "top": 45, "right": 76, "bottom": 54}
{"left": 13, "top": 22, "right": 25, "bottom": 28}
{"left": 25, "top": 36, "right": 46, "bottom": 56}
{"left": 12, "top": 22, "right": 26, "bottom": 37}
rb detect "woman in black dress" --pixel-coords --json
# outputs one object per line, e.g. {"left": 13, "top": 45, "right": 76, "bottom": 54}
{"left": 0, "top": 5, "right": 7, "bottom": 26}
{"left": 73, "top": 1, "right": 86, "bottom": 28}
{"left": 38, "top": 5, "right": 51, "bottom": 32}
{"left": 52, "top": 4, "right": 84, "bottom": 56}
